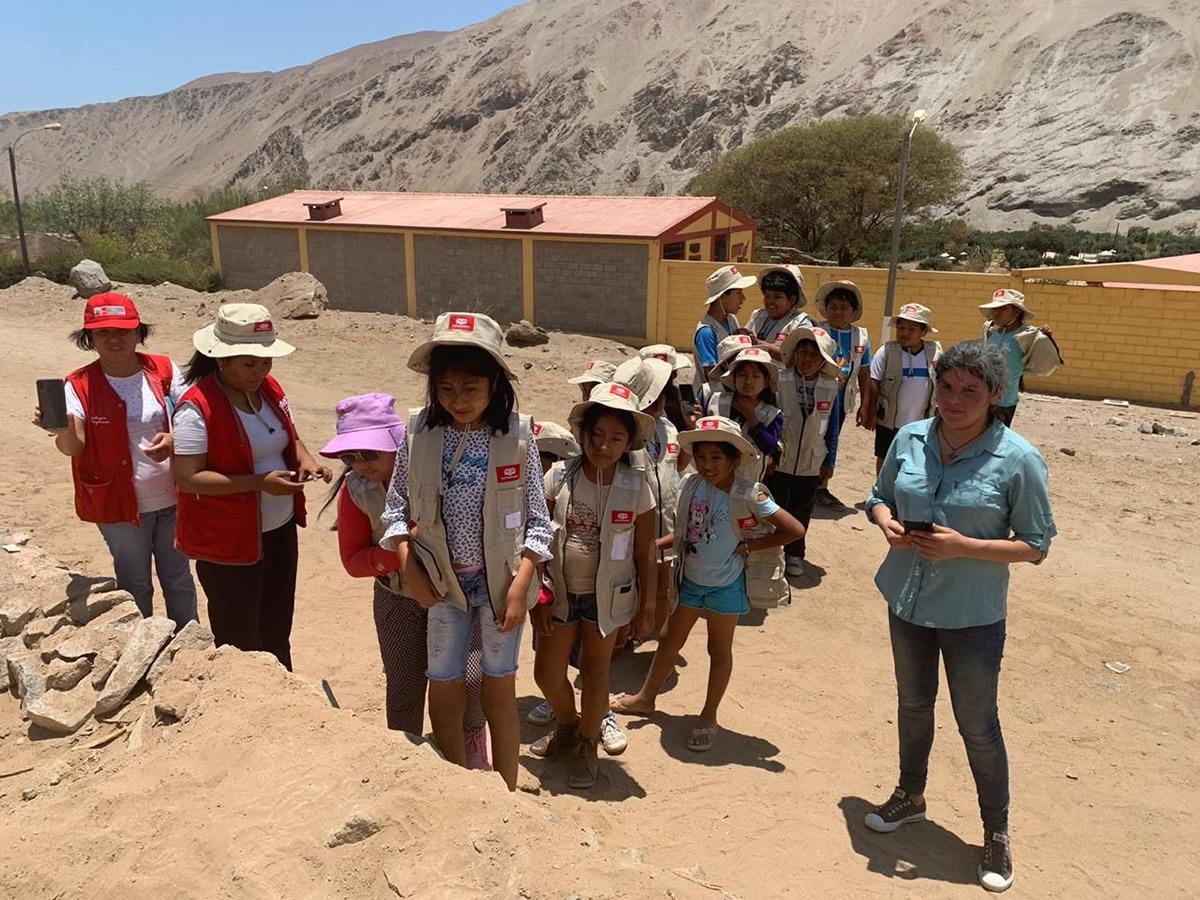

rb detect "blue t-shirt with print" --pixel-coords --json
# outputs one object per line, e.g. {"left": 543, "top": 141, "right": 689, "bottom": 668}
{"left": 682, "top": 479, "right": 779, "bottom": 587}
{"left": 987, "top": 330, "right": 1023, "bottom": 407}
{"left": 829, "top": 327, "right": 872, "bottom": 379}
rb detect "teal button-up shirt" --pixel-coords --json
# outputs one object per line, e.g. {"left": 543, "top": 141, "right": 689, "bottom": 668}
{"left": 866, "top": 417, "right": 1056, "bottom": 629}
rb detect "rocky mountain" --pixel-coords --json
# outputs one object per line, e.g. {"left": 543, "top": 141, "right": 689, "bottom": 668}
{"left": 3, "top": 0, "right": 1198, "bottom": 229}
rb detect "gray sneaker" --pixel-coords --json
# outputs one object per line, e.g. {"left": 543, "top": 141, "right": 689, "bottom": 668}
{"left": 530, "top": 719, "right": 580, "bottom": 758}
{"left": 864, "top": 789, "right": 926, "bottom": 833}
{"left": 599, "top": 711, "right": 628, "bottom": 756}
{"left": 979, "top": 831, "right": 1014, "bottom": 892}
{"left": 567, "top": 738, "right": 599, "bottom": 789}
{"left": 526, "top": 700, "right": 555, "bottom": 726}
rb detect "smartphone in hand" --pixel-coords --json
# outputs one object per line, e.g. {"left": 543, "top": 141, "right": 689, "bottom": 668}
{"left": 36, "top": 379, "right": 68, "bottom": 430}
{"left": 902, "top": 520, "right": 935, "bottom": 533}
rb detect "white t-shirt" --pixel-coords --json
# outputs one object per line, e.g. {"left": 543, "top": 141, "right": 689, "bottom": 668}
{"left": 65, "top": 362, "right": 187, "bottom": 514}
{"left": 869, "top": 345, "right": 933, "bottom": 428}
{"left": 173, "top": 400, "right": 294, "bottom": 532}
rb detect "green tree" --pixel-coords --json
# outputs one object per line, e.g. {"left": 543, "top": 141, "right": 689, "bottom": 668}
{"left": 687, "top": 115, "right": 963, "bottom": 266}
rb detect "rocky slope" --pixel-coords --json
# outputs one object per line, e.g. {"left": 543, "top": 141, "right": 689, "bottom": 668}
{"left": 2, "top": 0, "right": 1198, "bottom": 229}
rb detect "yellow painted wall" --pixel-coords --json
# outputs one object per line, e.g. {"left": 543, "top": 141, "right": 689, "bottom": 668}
{"left": 658, "top": 260, "right": 1200, "bottom": 407}
{"left": 676, "top": 214, "right": 713, "bottom": 235}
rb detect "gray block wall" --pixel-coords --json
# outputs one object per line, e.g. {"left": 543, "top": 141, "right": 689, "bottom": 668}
{"left": 307, "top": 229, "right": 407, "bottom": 314}
{"left": 533, "top": 241, "right": 648, "bottom": 338}
{"left": 216, "top": 226, "right": 301, "bottom": 289}
{"left": 413, "top": 234, "right": 523, "bottom": 322}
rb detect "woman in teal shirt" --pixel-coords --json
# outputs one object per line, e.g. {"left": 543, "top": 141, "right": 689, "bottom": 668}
{"left": 863, "top": 340, "right": 1056, "bottom": 894}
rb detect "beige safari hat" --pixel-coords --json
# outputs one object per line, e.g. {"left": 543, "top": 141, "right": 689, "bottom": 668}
{"left": 677, "top": 415, "right": 759, "bottom": 462}
{"left": 979, "top": 288, "right": 1036, "bottom": 320}
{"left": 720, "top": 347, "right": 781, "bottom": 393}
{"left": 568, "top": 381, "right": 656, "bottom": 450}
{"left": 705, "top": 264, "right": 757, "bottom": 306}
{"left": 780, "top": 325, "right": 841, "bottom": 376}
{"left": 713, "top": 332, "right": 755, "bottom": 368}
{"left": 639, "top": 344, "right": 689, "bottom": 372}
{"left": 614, "top": 357, "right": 673, "bottom": 409}
{"left": 815, "top": 280, "right": 865, "bottom": 323}
{"left": 894, "top": 302, "right": 939, "bottom": 333}
{"left": 760, "top": 264, "right": 807, "bottom": 308}
{"left": 532, "top": 420, "right": 580, "bottom": 460}
{"left": 192, "top": 303, "right": 296, "bottom": 359}
{"left": 567, "top": 359, "right": 617, "bottom": 385}
{"left": 407, "top": 312, "right": 517, "bottom": 381}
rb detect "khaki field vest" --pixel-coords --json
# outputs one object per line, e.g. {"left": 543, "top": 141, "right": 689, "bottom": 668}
{"left": 346, "top": 471, "right": 406, "bottom": 595}
{"left": 693, "top": 312, "right": 739, "bottom": 395}
{"left": 405, "top": 409, "right": 538, "bottom": 618}
{"left": 983, "top": 322, "right": 1062, "bottom": 377}
{"left": 776, "top": 370, "right": 839, "bottom": 477}
{"left": 820, "top": 323, "right": 870, "bottom": 414}
{"left": 671, "top": 473, "right": 790, "bottom": 610}
{"left": 547, "top": 459, "right": 644, "bottom": 637}
{"left": 704, "top": 390, "right": 781, "bottom": 479}
{"left": 630, "top": 417, "right": 681, "bottom": 560}
{"left": 874, "top": 340, "right": 942, "bottom": 430}
{"left": 747, "top": 307, "right": 814, "bottom": 346}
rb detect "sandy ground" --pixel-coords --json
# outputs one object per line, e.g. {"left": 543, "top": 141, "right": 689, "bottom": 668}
{"left": 0, "top": 277, "right": 1198, "bottom": 898}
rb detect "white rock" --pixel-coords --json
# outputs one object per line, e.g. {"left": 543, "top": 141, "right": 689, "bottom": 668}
{"left": 21, "top": 614, "right": 69, "bottom": 648}
{"left": 94, "top": 616, "right": 176, "bottom": 717}
{"left": 68, "top": 259, "right": 111, "bottom": 298}
{"left": 91, "top": 650, "right": 119, "bottom": 690}
{"left": 256, "top": 272, "right": 327, "bottom": 320}
{"left": 25, "top": 681, "right": 97, "bottom": 734}
{"left": 0, "top": 596, "right": 42, "bottom": 637}
{"left": 46, "top": 656, "right": 92, "bottom": 691}
{"left": 67, "top": 590, "right": 134, "bottom": 626}
{"left": 146, "top": 620, "right": 215, "bottom": 689}
{"left": 0, "top": 635, "right": 25, "bottom": 691}
{"left": 54, "top": 602, "right": 141, "bottom": 660}
{"left": 7, "top": 652, "right": 48, "bottom": 708}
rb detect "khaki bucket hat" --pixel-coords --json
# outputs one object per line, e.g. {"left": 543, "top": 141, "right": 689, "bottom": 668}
{"left": 568, "top": 381, "right": 656, "bottom": 450}
{"left": 192, "top": 303, "right": 296, "bottom": 359}
{"left": 678, "top": 415, "right": 759, "bottom": 462}
{"left": 814, "top": 281, "right": 865, "bottom": 323}
{"left": 760, "top": 264, "right": 808, "bottom": 308}
{"left": 705, "top": 265, "right": 757, "bottom": 306}
{"left": 979, "top": 288, "right": 1036, "bottom": 320}
{"left": 720, "top": 347, "right": 781, "bottom": 393}
{"left": 894, "top": 302, "right": 939, "bottom": 333}
{"left": 614, "top": 357, "right": 673, "bottom": 410}
{"left": 567, "top": 359, "right": 617, "bottom": 385}
{"left": 532, "top": 420, "right": 580, "bottom": 460}
{"left": 712, "top": 333, "right": 756, "bottom": 376}
{"left": 407, "top": 312, "right": 517, "bottom": 381}
{"left": 780, "top": 325, "right": 841, "bottom": 376}
{"left": 639, "top": 344, "right": 689, "bottom": 372}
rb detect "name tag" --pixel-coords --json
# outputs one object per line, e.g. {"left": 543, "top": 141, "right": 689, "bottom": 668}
{"left": 496, "top": 463, "right": 521, "bottom": 483}
{"left": 611, "top": 531, "right": 631, "bottom": 560}
{"left": 737, "top": 515, "right": 758, "bottom": 529}
{"left": 611, "top": 510, "right": 634, "bottom": 525}
{"left": 504, "top": 511, "right": 522, "bottom": 529}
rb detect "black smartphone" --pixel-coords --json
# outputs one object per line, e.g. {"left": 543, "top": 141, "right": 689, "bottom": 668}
{"left": 903, "top": 520, "right": 934, "bottom": 533}
{"left": 36, "top": 378, "right": 68, "bottom": 430}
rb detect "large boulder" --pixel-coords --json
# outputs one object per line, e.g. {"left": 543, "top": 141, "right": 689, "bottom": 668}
{"left": 51, "top": 601, "right": 140, "bottom": 661}
{"left": 7, "top": 652, "right": 48, "bottom": 710}
{"left": 68, "top": 259, "right": 111, "bottom": 298}
{"left": 146, "top": 620, "right": 214, "bottom": 690}
{"left": 0, "top": 596, "right": 41, "bottom": 637}
{"left": 46, "top": 656, "right": 92, "bottom": 691}
{"left": 94, "top": 616, "right": 175, "bottom": 717}
{"left": 505, "top": 319, "right": 550, "bottom": 347}
{"left": 255, "top": 272, "right": 327, "bottom": 320}
{"left": 21, "top": 614, "right": 69, "bottom": 648}
{"left": 25, "top": 680, "right": 96, "bottom": 735}
{"left": 67, "top": 589, "right": 133, "bottom": 626}
{"left": 0, "top": 635, "right": 25, "bottom": 691}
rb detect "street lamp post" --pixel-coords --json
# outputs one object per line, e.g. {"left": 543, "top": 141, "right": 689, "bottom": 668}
{"left": 881, "top": 109, "right": 927, "bottom": 345}
{"left": 7, "top": 122, "right": 63, "bottom": 274}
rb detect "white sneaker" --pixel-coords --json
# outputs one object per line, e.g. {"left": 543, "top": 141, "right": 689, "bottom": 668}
{"left": 600, "top": 711, "right": 628, "bottom": 756}
{"left": 527, "top": 700, "right": 555, "bottom": 726}
{"left": 785, "top": 556, "right": 805, "bottom": 577}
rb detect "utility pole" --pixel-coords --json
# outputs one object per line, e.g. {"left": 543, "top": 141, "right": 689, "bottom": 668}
{"left": 6, "top": 123, "right": 63, "bottom": 274}
{"left": 881, "top": 110, "right": 927, "bottom": 345}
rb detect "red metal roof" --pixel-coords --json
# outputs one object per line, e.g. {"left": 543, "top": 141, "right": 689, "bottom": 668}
{"left": 207, "top": 190, "right": 727, "bottom": 239}
{"left": 1101, "top": 281, "right": 1200, "bottom": 292}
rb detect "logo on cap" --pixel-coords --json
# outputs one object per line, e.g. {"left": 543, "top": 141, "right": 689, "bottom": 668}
{"left": 653, "top": 353, "right": 669, "bottom": 362}
{"left": 449, "top": 314, "right": 476, "bottom": 332}
{"left": 737, "top": 335, "right": 752, "bottom": 344}
{"left": 737, "top": 515, "right": 758, "bottom": 529}
{"left": 531, "top": 423, "right": 543, "bottom": 436}
{"left": 811, "top": 328, "right": 827, "bottom": 338}
{"left": 611, "top": 510, "right": 634, "bottom": 525}
{"left": 92, "top": 305, "right": 127, "bottom": 317}
{"left": 667, "top": 442, "right": 679, "bottom": 454}
{"left": 901, "top": 304, "right": 919, "bottom": 315}
{"left": 609, "top": 384, "right": 631, "bottom": 399}
{"left": 585, "top": 361, "right": 596, "bottom": 370}
{"left": 253, "top": 321, "right": 273, "bottom": 333}
{"left": 496, "top": 463, "right": 521, "bottom": 483}
{"left": 699, "top": 418, "right": 720, "bottom": 430}
{"left": 730, "top": 266, "right": 740, "bottom": 275}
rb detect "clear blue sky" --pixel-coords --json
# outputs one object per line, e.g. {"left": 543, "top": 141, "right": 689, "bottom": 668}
{"left": 2, "top": 0, "right": 521, "bottom": 114}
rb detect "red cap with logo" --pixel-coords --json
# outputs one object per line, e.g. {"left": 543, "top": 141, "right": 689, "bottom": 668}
{"left": 83, "top": 292, "right": 141, "bottom": 330}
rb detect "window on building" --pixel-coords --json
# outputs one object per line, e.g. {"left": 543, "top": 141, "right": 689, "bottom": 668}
{"left": 663, "top": 241, "right": 685, "bottom": 260}
{"left": 714, "top": 234, "right": 729, "bottom": 262}
{"left": 688, "top": 241, "right": 701, "bottom": 255}
{"left": 732, "top": 242, "right": 747, "bottom": 262}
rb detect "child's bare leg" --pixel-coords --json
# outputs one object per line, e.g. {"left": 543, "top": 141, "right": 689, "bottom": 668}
{"left": 428, "top": 679, "right": 467, "bottom": 766}
{"left": 533, "top": 621, "right": 580, "bottom": 725}
{"left": 654, "top": 561, "right": 673, "bottom": 636}
{"left": 482, "top": 674, "right": 519, "bottom": 791}
{"left": 699, "top": 611, "right": 738, "bottom": 726}
{"left": 578, "top": 623, "right": 620, "bottom": 739}
{"left": 612, "top": 605, "right": 701, "bottom": 714}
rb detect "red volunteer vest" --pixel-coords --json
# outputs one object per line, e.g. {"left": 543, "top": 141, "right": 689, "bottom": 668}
{"left": 174, "top": 374, "right": 306, "bottom": 565}
{"left": 65, "top": 353, "right": 174, "bottom": 525}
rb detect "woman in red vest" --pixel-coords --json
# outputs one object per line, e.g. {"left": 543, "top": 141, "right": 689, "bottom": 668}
{"left": 173, "top": 303, "right": 330, "bottom": 670}
{"left": 33, "top": 293, "right": 197, "bottom": 624}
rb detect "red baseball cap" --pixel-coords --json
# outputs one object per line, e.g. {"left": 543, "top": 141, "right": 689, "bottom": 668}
{"left": 83, "top": 292, "right": 141, "bottom": 330}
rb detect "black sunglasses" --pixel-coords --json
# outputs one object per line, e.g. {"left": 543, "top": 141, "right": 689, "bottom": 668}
{"left": 339, "top": 450, "right": 381, "bottom": 466}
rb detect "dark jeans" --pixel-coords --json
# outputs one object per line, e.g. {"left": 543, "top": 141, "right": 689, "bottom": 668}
{"left": 766, "top": 471, "right": 819, "bottom": 558}
{"left": 874, "top": 425, "right": 899, "bottom": 460}
{"left": 888, "top": 611, "right": 1009, "bottom": 833}
{"left": 196, "top": 519, "right": 298, "bottom": 671}
{"left": 994, "top": 405, "right": 1017, "bottom": 427}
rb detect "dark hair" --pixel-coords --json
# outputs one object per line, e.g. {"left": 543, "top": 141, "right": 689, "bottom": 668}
{"left": 183, "top": 350, "right": 220, "bottom": 385}
{"left": 662, "top": 381, "right": 692, "bottom": 432}
{"left": 423, "top": 345, "right": 515, "bottom": 433}
{"left": 70, "top": 324, "right": 153, "bottom": 351}
{"left": 730, "top": 361, "right": 778, "bottom": 406}
{"left": 692, "top": 440, "right": 741, "bottom": 462}
{"left": 935, "top": 340, "right": 1008, "bottom": 398}
{"left": 825, "top": 288, "right": 861, "bottom": 311}
{"left": 579, "top": 403, "right": 635, "bottom": 465}
{"left": 319, "top": 467, "right": 350, "bottom": 519}
{"left": 761, "top": 271, "right": 799, "bottom": 303}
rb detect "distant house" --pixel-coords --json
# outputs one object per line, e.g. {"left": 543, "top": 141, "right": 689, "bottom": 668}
{"left": 207, "top": 190, "right": 757, "bottom": 340}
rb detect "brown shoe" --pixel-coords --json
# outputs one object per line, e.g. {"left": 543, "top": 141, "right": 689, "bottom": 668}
{"left": 530, "top": 719, "right": 580, "bottom": 758}
{"left": 567, "top": 737, "right": 599, "bottom": 789}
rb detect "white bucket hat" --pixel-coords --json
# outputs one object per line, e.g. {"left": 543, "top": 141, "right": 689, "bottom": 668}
{"left": 192, "top": 303, "right": 296, "bottom": 359}
{"left": 567, "top": 359, "right": 617, "bottom": 385}
{"left": 532, "top": 420, "right": 580, "bottom": 460}
{"left": 678, "top": 415, "right": 760, "bottom": 463}
{"left": 979, "top": 288, "right": 1036, "bottom": 320}
{"left": 568, "top": 381, "right": 656, "bottom": 450}
{"left": 780, "top": 325, "right": 841, "bottom": 376}
{"left": 614, "top": 357, "right": 673, "bottom": 410}
{"left": 639, "top": 344, "right": 689, "bottom": 373}
{"left": 720, "top": 347, "right": 781, "bottom": 393}
{"left": 894, "top": 302, "right": 939, "bottom": 333}
{"left": 760, "top": 264, "right": 807, "bottom": 308}
{"left": 710, "top": 333, "right": 756, "bottom": 377}
{"left": 407, "top": 312, "right": 517, "bottom": 381}
{"left": 815, "top": 281, "right": 864, "bottom": 323}
{"left": 705, "top": 265, "right": 757, "bottom": 306}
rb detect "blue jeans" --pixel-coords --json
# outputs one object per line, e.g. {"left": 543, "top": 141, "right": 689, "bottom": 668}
{"left": 888, "top": 611, "right": 1009, "bottom": 832}
{"left": 97, "top": 505, "right": 198, "bottom": 624}
{"left": 426, "top": 570, "right": 523, "bottom": 680}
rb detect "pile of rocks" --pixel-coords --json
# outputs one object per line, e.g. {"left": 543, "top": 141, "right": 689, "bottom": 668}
{"left": 1, "top": 579, "right": 213, "bottom": 736}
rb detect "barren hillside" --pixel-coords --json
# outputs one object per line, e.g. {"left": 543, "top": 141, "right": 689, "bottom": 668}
{"left": 2, "top": 0, "right": 1199, "bottom": 229}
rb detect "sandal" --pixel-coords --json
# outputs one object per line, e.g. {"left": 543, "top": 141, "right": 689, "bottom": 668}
{"left": 687, "top": 723, "right": 720, "bottom": 752}
{"left": 609, "top": 693, "right": 654, "bottom": 717}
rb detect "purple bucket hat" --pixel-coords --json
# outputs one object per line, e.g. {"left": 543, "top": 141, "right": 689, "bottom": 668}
{"left": 319, "top": 393, "right": 405, "bottom": 458}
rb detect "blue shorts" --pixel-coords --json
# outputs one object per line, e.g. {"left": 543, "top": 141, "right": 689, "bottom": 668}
{"left": 553, "top": 592, "right": 598, "bottom": 625}
{"left": 427, "top": 570, "right": 524, "bottom": 680}
{"left": 677, "top": 576, "right": 748, "bottom": 616}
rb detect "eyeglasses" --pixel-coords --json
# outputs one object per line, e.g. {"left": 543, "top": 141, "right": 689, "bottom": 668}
{"left": 339, "top": 450, "right": 381, "bottom": 466}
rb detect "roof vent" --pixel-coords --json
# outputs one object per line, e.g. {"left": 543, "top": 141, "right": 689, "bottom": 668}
{"left": 501, "top": 202, "right": 545, "bottom": 229}
{"left": 304, "top": 197, "right": 343, "bottom": 221}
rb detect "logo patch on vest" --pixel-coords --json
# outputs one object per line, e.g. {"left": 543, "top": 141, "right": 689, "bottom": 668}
{"left": 737, "top": 515, "right": 758, "bottom": 529}
{"left": 496, "top": 463, "right": 521, "bottom": 483}
{"left": 253, "top": 321, "right": 273, "bottom": 333}
{"left": 816, "top": 401, "right": 831, "bottom": 411}
{"left": 611, "top": 510, "right": 634, "bottom": 525}
{"left": 448, "top": 314, "right": 476, "bottom": 332}
{"left": 853, "top": 345, "right": 865, "bottom": 356}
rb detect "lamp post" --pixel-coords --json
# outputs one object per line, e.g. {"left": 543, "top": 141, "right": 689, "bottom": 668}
{"left": 881, "top": 109, "right": 927, "bottom": 345}
{"left": 7, "top": 122, "right": 63, "bottom": 274}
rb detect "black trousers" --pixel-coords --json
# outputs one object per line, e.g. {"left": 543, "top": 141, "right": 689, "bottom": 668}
{"left": 766, "top": 471, "right": 820, "bottom": 558}
{"left": 993, "top": 405, "right": 1017, "bottom": 427}
{"left": 196, "top": 519, "right": 298, "bottom": 671}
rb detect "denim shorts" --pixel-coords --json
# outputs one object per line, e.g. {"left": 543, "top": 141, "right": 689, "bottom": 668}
{"left": 426, "top": 569, "right": 524, "bottom": 680}
{"left": 553, "top": 592, "right": 598, "bottom": 626}
{"left": 677, "top": 575, "right": 748, "bottom": 616}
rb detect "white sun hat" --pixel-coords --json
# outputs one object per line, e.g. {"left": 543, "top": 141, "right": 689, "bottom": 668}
{"left": 407, "top": 311, "right": 517, "bottom": 381}
{"left": 780, "top": 325, "right": 841, "bottom": 376}
{"left": 720, "top": 347, "right": 781, "bottom": 393}
{"left": 192, "top": 303, "right": 296, "bottom": 359}
{"left": 978, "top": 288, "right": 1036, "bottom": 320}
{"left": 567, "top": 359, "right": 618, "bottom": 385}
{"left": 568, "top": 381, "right": 657, "bottom": 450}
{"left": 677, "top": 415, "right": 759, "bottom": 462}
{"left": 614, "top": 357, "right": 673, "bottom": 410}
{"left": 705, "top": 265, "right": 757, "bottom": 306}
{"left": 814, "top": 280, "right": 865, "bottom": 323}
{"left": 894, "top": 302, "right": 939, "bottom": 333}
{"left": 532, "top": 420, "right": 580, "bottom": 460}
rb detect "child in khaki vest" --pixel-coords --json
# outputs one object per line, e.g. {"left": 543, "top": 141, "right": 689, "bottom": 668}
{"left": 865, "top": 303, "right": 942, "bottom": 473}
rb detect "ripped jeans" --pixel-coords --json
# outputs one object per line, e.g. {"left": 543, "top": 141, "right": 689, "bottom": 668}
{"left": 426, "top": 569, "right": 523, "bottom": 680}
